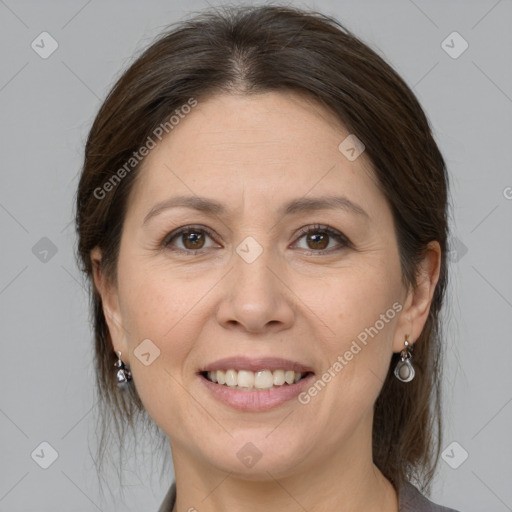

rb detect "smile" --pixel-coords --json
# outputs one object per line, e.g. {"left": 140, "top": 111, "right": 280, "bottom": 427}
{"left": 202, "top": 369, "right": 311, "bottom": 391}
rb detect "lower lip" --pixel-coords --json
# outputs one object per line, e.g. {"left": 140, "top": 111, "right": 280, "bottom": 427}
{"left": 198, "top": 373, "right": 315, "bottom": 411}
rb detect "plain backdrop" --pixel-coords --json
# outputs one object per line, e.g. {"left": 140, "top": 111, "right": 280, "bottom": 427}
{"left": 0, "top": 0, "right": 511, "bottom": 511}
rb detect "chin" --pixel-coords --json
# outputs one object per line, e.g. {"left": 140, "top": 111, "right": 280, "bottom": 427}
{"left": 199, "top": 435, "right": 312, "bottom": 480}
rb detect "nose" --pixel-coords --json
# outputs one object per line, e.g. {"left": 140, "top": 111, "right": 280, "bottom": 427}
{"left": 215, "top": 243, "right": 295, "bottom": 334}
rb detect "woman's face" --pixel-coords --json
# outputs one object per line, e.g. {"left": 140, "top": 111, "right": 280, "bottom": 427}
{"left": 95, "top": 91, "right": 423, "bottom": 479}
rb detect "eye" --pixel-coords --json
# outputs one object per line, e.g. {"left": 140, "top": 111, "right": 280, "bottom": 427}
{"left": 162, "top": 225, "right": 220, "bottom": 253}
{"left": 293, "top": 224, "right": 350, "bottom": 254}
{"left": 161, "top": 223, "right": 350, "bottom": 255}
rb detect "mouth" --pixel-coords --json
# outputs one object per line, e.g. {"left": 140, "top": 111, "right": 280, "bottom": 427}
{"left": 197, "top": 356, "right": 315, "bottom": 411}
{"left": 200, "top": 368, "right": 314, "bottom": 391}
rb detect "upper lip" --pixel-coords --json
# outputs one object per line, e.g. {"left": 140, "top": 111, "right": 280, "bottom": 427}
{"left": 199, "top": 356, "right": 315, "bottom": 374}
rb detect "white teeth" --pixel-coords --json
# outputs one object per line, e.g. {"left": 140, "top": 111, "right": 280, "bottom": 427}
{"left": 254, "top": 370, "right": 273, "bottom": 390}
{"left": 225, "top": 369, "right": 237, "bottom": 387}
{"left": 273, "top": 369, "right": 285, "bottom": 386}
{"left": 204, "top": 369, "right": 306, "bottom": 390}
{"left": 237, "top": 370, "right": 255, "bottom": 389}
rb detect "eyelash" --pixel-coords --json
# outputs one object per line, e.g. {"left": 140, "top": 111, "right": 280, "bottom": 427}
{"left": 160, "top": 224, "right": 351, "bottom": 255}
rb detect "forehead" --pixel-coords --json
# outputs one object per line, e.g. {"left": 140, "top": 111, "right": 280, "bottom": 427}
{"left": 127, "top": 91, "right": 385, "bottom": 222}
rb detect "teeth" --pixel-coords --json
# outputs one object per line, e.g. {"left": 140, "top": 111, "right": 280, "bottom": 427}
{"left": 225, "top": 369, "right": 237, "bottom": 387}
{"left": 204, "top": 369, "right": 306, "bottom": 390}
{"left": 254, "top": 370, "right": 273, "bottom": 389}
{"left": 237, "top": 370, "right": 254, "bottom": 388}
{"left": 273, "top": 369, "right": 285, "bottom": 386}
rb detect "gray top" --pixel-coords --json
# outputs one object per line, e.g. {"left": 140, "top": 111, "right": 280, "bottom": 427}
{"left": 157, "top": 480, "right": 461, "bottom": 511}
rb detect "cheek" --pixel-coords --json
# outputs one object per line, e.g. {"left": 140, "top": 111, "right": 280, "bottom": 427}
{"left": 316, "top": 283, "right": 399, "bottom": 418}
{"left": 317, "top": 264, "right": 401, "bottom": 386}
{"left": 115, "top": 265, "right": 199, "bottom": 387}
{"left": 119, "top": 258, "right": 195, "bottom": 334}
{"left": 330, "top": 264, "right": 399, "bottom": 330}
{"left": 116, "top": 270, "right": 200, "bottom": 430}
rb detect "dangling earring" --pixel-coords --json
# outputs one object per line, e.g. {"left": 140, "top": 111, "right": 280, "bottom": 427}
{"left": 114, "top": 350, "right": 132, "bottom": 387}
{"left": 394, "top": 336, "right": 415, "bottom": 382}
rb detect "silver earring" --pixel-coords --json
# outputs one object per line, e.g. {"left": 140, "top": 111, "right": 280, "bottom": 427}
{"left": 114, "top": 350, "right": 132, "bottom": 387}
{"left": 394, "top": 337, "right": 415, "bottom": 382}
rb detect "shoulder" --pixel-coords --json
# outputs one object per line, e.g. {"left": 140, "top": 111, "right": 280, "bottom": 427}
{"left": 399, "top": 480, "right": 462, "bottom": 512}
{"left": 157, "top": 481, "right": 176, "bottom": 512}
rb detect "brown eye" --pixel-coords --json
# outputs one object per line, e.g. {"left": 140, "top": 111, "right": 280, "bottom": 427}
{"left": 305, "top": 232, "right": 329, "bottom": 250}
{"left": 294, "top": 225, "right": 350, "bottom": 254}
{"left": 180, "top": 230, "right": 205, "bottom": 250}
{"left": 162, "top": 226, "right": 219, "bottom": 253}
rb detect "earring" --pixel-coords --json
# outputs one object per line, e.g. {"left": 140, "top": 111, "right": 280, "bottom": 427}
{"left": 114, "top": 350, "right": 132, "bottom": 387}
{"left": 394, "top": 336, "right": 415, "bottom": 382}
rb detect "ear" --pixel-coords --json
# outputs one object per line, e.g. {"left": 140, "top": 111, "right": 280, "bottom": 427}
{"left": 90, "top": 246, "right": 130, "bottom": 361}
{"left": 393, "top": 241, "right": 442, "bottom": 353}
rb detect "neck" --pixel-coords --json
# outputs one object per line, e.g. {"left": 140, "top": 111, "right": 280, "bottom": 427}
{"left": 169, "top": 435, "right": 398, "bottom": 512}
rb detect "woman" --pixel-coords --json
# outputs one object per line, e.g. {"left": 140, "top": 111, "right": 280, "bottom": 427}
{"left": 75, "top": 4, "right": 462, "bottom": 511}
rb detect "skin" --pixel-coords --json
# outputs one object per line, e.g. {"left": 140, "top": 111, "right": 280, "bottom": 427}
{"left": 91, "top": 91, "right": 441, "bottom": 512}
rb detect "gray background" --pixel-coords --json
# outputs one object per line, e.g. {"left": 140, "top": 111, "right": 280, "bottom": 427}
{"left": 1, "top": 0, "right": 511, "bottom": 510}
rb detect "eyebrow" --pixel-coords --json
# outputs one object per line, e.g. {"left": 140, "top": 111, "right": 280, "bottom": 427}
{"left": 142, "top": 194, "right": 369, "bottom": 225}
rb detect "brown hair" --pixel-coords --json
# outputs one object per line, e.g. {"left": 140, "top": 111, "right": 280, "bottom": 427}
{"left": 75, "top": 3, "right": 450, "bottom": 498}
